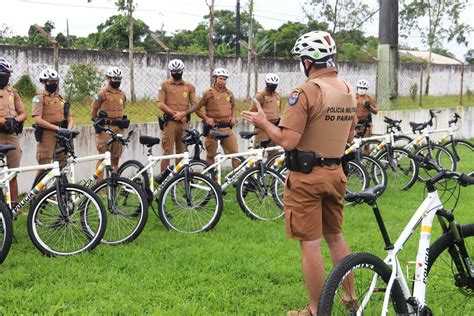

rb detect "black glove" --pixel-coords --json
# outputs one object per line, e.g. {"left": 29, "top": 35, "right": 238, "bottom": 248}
{"left": 4, "top": 118, "right": 18, "bottom": 133}
{"left": 120, "top": 116, "right": 130, "bottom": 129}
{"left": 364, "top": 101, "right": 371, "bottom": 109}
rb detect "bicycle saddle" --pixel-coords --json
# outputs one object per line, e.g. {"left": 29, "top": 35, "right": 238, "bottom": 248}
{"left": 383, "top": 116, "right": 401, "bottom": 125}
{"left": 0, "top": 144, "right": 16, "bottom": 156}
{"left": 344, "top": 184, "right": 385, "bottom": 204}
{"left": 259, "top": 139, "right": 270, "bottom": 148}
{"left": 210, "top": 130, "right": 228, "bottom": 140}
{"left": 239, "top": 131, "right": 257, "bottom": 139}
{"left": 409, "top": 121, "right": 428, "bottom": 132}
{"left": 139, "top": 135, "right": 160, "bottom": 147}
{"left": 56, "top": 129, "right": 80, "bottom": 138}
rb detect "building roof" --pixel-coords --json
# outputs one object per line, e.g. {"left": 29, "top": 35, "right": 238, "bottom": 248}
{"left": 399, "top": 50, "right": 461, "bottom": 65}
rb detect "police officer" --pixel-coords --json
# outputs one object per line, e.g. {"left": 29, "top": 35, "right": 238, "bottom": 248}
{"left": 157, "top": 59, "right": 198, "bottom": 172}
{"left": 249, "top": 73, "right": 281, "bottom": 155}
{"left": 196, "top": 67, "right": 239, "bottom": 168}
{"left": 32, "top": 68, "right": 73, "bottom": 168}
{"left": 242, "top": 31, "right": 357, "bottom": 315}
{"left": 355, "top": 79, "right": 378, "bottom": 138}
{"left": 0, "top": 57, "right": 27, "bottom": 208}
{"left": 91, "top": 67, "right": 128, "bottom": 174}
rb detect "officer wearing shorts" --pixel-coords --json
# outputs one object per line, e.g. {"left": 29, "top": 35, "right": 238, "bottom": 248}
{"left": 91, "top": 67, "right": 128, "bottom": 173}
{"left": 242, "top": 31, "right": 357, "bottom": 315}
{"left": 355, "top": 79, "right": 378, "bottom": 138}
{"left": 0, "top": 57, "right": 27, "bottom": 206}
{"left": 32, "top": 68, "right": 73, "bottom": 167}
{"left": 196, "top": 67, "right": 239, "bottom": 168}
{"left": 157, "top": 59, "right": 198, "bottom": 171}
{"left": 250, "top": 73, "right": 281, "bottom": 155}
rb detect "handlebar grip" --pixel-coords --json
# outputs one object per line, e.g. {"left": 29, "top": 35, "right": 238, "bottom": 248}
{"left": 459, "top": 174, "right": 474, "bottom": 187}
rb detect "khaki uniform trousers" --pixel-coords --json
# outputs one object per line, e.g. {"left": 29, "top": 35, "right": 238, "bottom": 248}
{"left": 96, "top": 125, "right": 124, "bottom": 159}
{"left": 161, "top": 121, "right": 187, "bottom": 155}
{"left": 0, "top": 133, "right": 21, "bottom": 168}
{"left": 36, "top": 129, "right": 66, "bottom": 166}
{"left": 284, "top": 165, "right": 347, "bottom": 241}
{"left": 204, "top": 127, "right": 238, "bottom": 159}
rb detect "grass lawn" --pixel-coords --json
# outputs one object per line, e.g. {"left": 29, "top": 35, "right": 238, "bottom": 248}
{"left": 0, "top": 174, "right": 473, "bottom": 314}
{"left": 19, "top": 94, "right": 474, "bottom": 127}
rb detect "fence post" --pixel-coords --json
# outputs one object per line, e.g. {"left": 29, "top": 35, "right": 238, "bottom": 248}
{"left": 419, "top": 66, "right": 423, "bottom": 108}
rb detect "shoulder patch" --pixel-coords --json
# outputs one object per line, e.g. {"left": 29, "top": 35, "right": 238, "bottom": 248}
{"left": 288, "top": 88, "right": 302, "bottom": 106}
{"left": 32, "top": 96, "right": 40, "bottom": 103}
{"left": 94, "top": 94, "right": 100, "bottom": 100}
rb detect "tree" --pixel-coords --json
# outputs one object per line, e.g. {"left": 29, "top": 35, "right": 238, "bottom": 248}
{"left": 302, "top": 0, "right": 375, "bottom": 34}
{"left": 466, "top": 49, "right": 474, "bottom": 65}
{"left": 0, "top": 23, "right": 12, "bottom": 41}
{"left": 90, "top": 15, "right": 149, "bottom": 50}
{"left": 206, "top": 0, "right": 216, "bottom": 84}
{"left": 400, "top": 0, "right": 472, "bottom": 95}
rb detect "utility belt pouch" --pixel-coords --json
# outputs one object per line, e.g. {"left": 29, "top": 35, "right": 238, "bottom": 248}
{"left": 202, "top": 122, "right": 211, "bottom": 137}
{"left": 119, "top": 115, "right": 130, "bottom": 129}
{"left": 15, "top": 121, "right": 24, "bottom": 134}
{"left": 33, "top": 124, "right": 44, "bottom": 142}
{"left": 341, "top": 153, "right": 354, "bottom": 176}
{"left": 158, "top": 115, "right": 165, "bottom": 131}
{"left": 285, "top": 150, "right": 315, "bottom": 174}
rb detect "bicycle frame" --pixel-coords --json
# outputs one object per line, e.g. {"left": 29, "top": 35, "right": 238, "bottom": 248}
{"left": 62, "top": 152, "right": 112, "bottom": 186}
{"left": 0, "top": 158, "right": 60, "bottom": 216}
{"left": 360, "top": 190, "right": 444, "bottom": 315}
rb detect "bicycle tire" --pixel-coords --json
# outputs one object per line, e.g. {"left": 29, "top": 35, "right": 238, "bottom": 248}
{"left": 117, "top": 159, "right": 152, "bottom": 202}
{"left": 425, "top": 223, "right": 474, "bottom": 314}
{"left": 0, "top": 201, "right": 13, "bottom": 264}
{"left": 185, "top": 159, "right": 216, "bottom": 179}
{"left": 235, "top": 166, "right": 285, "bottom": 221}
{"left": 376, "top": 147, "right": 418, "bottom": 190}
{"left": 91, "top": 177, "right": 149, "bottom": 245}
{"left": 29, "top": 168, "right": 55, "bottom": 211}
{"left": 442, "top": 140, "right": 474, "bottom": 175}
{"left": 345, "top": 160, "right": 369, "bottom": 193}
{"left": 157, "top": 172, "right": 223, "bottom": 233}
{"left": 318, "top": 252, "right": 409, "bottom": 315}
{"left": 415, "top": 143, "right": 457, "bottom": 181}
{"left": 360, "top": 154, "right": 388, "bottom": 190}
{"left": 27, "top": 183, "right": 107, "bottom": 256}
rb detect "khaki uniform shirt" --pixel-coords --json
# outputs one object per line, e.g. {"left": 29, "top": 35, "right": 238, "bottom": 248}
{"left": 157, "top": 79, "right": 197, "bottom": 112}
{"left": 0, "top": 86, "right": 23, "bottom": 119}
{"left": 32, "top": 90, "right": 70, "bottom": 124}
{"left": 279, "top": 67, "right": 357, "bottom": 158}
{"left": 197, "top": 85, "right": 235, "bottom": 123}
{"left": 356, "top": 94, "right": 378, "bottom": 122}
{"left": 92, "top": 87, "right": 127, "bottom": 119}
{"left": 254, "top": 89, "right": 281, "bottom": 121}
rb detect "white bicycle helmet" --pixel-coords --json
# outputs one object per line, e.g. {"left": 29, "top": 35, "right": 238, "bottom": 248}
{"left": 291, "top": 31, "right": 336, "bottom": 60}
{"left": 265, "top": 73, "right": 279, "bottom": 85}
{"left": 212, "top": 67, "right": 229, "bottom": 78}
{"left": 39, "top": 68, "right": 59, "bottom": 82}
{"left": 357, "top": 79, "right": 369, "bottom": 89}
{"left": 0, "top": 57, "right": 13, "bottom": 73}
{"left": 168, "top": 59, "right": 184, "bottom": 72}
{"left": 105, "top": 67, "right": 123, "bottom": 79}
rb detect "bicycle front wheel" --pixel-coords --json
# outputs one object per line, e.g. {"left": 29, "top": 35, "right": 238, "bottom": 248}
{"left": 415, "top": 144, "right": 457, "bottom": 181}
{"left": 158, "top": 172, "right": 223, "bottom": 233}
{"left": 117, "top": 159, "right": 152, "bottom": 202}
{"left": 443, "top": 139, "right": 474, "bottom": 174}
{"left": 27, "top": 183, "right": 107, "bottom": 256}
{"left": 425, "top": 224, "right": 474, "bottom": 314}
{"left": 236, "top": 166, "right": 285, "bottom": 221}
{"left": 376, "top": 147, "right": 418, "bottom": 190}
{"left": 318, "top": 252, "right": 408, "bottom": 315}
{"left": 91, "top": 177, "right": 149, "bottom": 245}
{"left": 0, "top": 201, "right": 13, "bottom": 264}
{"left": 345, "top": 160, "right": 369, "bottom": 193}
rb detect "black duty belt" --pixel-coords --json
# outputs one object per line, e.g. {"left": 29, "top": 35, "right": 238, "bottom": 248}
{"left": 0, "top": 127, "right": 14, "bottom": 134}
{"left": 216, "top": 122, "right": 232, "bottom": 128}
{"left": 286, "top": 149, "right": 341, "bottom": 173}
{"left": 104, "top": 119, "right": 122, "bottom": 126}
{"left": 313, "top": 157, "right": 341, "bottom": 166}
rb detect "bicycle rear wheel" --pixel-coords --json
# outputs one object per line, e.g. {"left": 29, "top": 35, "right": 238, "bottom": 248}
{"left": 27, "top": 183, "right": 107, "bottom": 256}
{"left": 318, "top": 252, "right": 408, "bottom": 315}
{"left": 117, "top": 159, "right": 152, "bottom": 202}
{"left": 236, "top": 166, "right": 285, "bottom": 220}
{"left": 376, "top": 147, "right": 418, "bottom": 190}
{"left": 345, "top": 160, "right": 369, "bottom": 193}
{"left": 158, "top": 172, "right": 223, "bottom": 233}
{"left": 425, "top": 224, "right": 474, "bottom": 314}
{"left": 443, "top": 140, "right": 474, "bottom": 175}
{"left": 91, "top": 177, "right": 148, "bottom": 245}
{"left": 0, "top": 201, "right": 13, "bottom": 264}
{"left": 415, "top": 144, "right": 457, "bottom": 181}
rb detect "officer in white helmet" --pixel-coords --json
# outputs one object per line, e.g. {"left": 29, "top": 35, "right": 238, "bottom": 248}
{"left": 157, "top": 59, "right": 198, "bottom": 172}
{"left": 242, "top": 30, "right": 357, "bottom": 315}
{"left": 249, "top": 73, "right": 281, "bottom": 155}
{"left": 355, "top": 79, "right": 378, "bottom": 140}
{"left": 91, "top": 67, "right": 128, "bottom": 176}
{"left": 32, "top": 68, "right": 74, "bottom": 169}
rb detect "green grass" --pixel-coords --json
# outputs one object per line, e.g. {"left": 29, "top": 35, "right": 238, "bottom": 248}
{"left": 0, "top": 176, "right": 473, "bottom": 314}
{"left": 19, "top": 94, "right": 474, "bottom": 127}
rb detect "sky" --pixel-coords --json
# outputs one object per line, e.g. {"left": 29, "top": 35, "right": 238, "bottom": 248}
{"left": 2, "top": 0, "right": 473, "bottom": 60}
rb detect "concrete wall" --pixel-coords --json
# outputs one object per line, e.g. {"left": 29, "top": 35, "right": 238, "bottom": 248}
{"left": 1, "top": 45, "right": 472, "bottom": 99}
{"left": 12, "top": 106, "right": 474, "bottom": 193}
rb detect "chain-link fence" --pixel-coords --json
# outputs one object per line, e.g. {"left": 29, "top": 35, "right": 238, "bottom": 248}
{"left": 1, "top": 45, "right": 473, "bottom": 126}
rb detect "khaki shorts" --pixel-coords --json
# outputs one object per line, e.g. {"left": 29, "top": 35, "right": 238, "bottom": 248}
{"left": 161, "top": 121, "right": 187, "bottom": 155}
{"left": 96, "top": 125, "right": 124, "bottom": 159}
{"left": 0, "top": 133, "right": 21, "bottom": 168}
{"left": 37, "top": 129, "right": 66, "bottom": 166}
{"left": 284, "top": 165, "right": 347, "bottom": 241}
{"left": 204, "top": 127, "right": 238, "bottom": 159}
